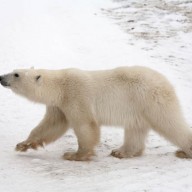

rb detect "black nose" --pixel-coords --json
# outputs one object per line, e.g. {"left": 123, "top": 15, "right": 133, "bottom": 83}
{"left": 0, "top": 76, "right": 2, "bottom": 81}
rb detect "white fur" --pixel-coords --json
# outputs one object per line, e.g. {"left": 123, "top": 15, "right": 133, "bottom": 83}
{"left": 4, "top": 66, "right": 192, "bottom": 160}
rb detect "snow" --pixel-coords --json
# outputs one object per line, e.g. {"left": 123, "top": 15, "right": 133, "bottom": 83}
{"left": 0, "top": 0, "right": 192, "bottom": 191}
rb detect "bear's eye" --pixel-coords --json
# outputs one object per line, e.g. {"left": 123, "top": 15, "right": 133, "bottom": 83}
{"left": 14, "top": 73, "right": 19, "bottom": 78}
{"left": 36, "top": 75, "right": 41, "bottom": 81}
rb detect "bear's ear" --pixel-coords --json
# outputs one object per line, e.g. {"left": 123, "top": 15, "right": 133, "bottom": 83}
{"left": 36, "top": 75, "right": 41, "bottom": 81}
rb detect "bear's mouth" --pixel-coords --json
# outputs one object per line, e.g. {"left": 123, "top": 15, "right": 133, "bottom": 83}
{"left": 0, "top": 80, "right": 10, "bottom": 87}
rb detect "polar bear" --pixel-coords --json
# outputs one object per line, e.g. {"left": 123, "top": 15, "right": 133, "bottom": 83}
{"left": 0, "top": 66, "right": 191, "bottom": 160}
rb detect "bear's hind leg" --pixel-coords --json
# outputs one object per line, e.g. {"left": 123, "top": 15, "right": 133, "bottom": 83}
{"left": 111, "top": 118, "right": 149, "bottom": 159}
{"left": 63, "top": 121, "right": 100, "bottom": 161}
{"left": 146, "top": 104, "right": 192, "bottom": 158}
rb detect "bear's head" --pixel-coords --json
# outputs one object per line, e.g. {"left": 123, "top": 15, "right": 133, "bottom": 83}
{"left": 0, "top": 69, "right": 63, "bottom": 105}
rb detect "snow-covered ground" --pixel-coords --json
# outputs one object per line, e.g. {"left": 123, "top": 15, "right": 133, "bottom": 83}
{"left": 0, "top": 0, "right": 192, "bottom": 191}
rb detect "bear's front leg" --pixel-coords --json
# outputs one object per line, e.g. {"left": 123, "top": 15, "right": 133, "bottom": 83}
{"left": 63, "top": 121, "right": 100, "bottom": 161}
{"left": 16, "top": 106, "right": 68, "bottom": 152}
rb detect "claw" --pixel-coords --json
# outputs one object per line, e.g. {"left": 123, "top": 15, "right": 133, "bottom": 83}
{"left": 15, "top": 140, "right": 44, "bottom": 152}
{"left": 175, "top": 150, "right": 189, "bottom": 159}
{"left": 63, "top": 151, "right": 94, "bottom": 161}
